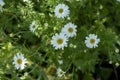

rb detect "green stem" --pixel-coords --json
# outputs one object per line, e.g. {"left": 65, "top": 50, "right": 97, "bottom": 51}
{"left": 113, "top": 65, "right": 118, "bottom": 80}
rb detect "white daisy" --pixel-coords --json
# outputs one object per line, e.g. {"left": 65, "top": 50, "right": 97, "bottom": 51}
{"left": 61, "top": 22, "right": 77, "bottom": 38}
{"left": 57, "top": 68, "right": 65, "bottom": 77}
{"left": 54, "top": 4, "right": 70, "bottom": 18}
{"left": 13, "top": 53, "right": 27, "bottom": 70}
{"left": 51, "top": 33, "right": 68, "bottom": 50}
{"left": 29, "top": 21, "right": 38, "bottom": 32}
{"left": 0, "top": 0, "right": 5, "bottom": 6}
{"left": 85, "top": 34, "right": 100, "bottom": 48}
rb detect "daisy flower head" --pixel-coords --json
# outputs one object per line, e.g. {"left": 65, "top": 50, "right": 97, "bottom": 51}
{"left": 54, "top": 4, "right": 70, "bottom": 18}
{"left": 61, "top": 22, "right": 77, "bottom": 38}
{"left": 57, "top": 68, "right": 65, "bottom": 77}
{"left": 13, "top": 53, "right": 27, "bottom": 70}
{"left": 0, "top": 0, "right": 5, "bottom": 6}
{"left": 85, "top": 34, "right": 100, "bottom": 48}
{"left": 29, "top": 21, "right": 38, "bottom": 33}
{"left": 51, "top": 33, "right": 68, "bottom": 50}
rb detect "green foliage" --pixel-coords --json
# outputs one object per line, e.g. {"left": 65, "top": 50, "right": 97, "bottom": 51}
{"left": 0, "top": 0, "right": 120, "bottom": 80}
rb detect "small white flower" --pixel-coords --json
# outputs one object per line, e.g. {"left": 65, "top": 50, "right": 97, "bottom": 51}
{"left": 13, "top": 53, "right": 27, "bottom": 70}
{"left": 54, "top": 4, "right": 70, "bottom": 18}
{"left": 61, "top": 22, "right": 77, "bottom": 38}
{"left": 57, "top": 68, "right": 65, "bottom": 77}
{"left": 51, "top": 33, "right": 68, "bottom": 50}
{"left": 0, "top": 0, "right": 5, "bottom": 6}
{"left": 29, "top": 21, "right": 38, "bottom": 32}
{"left": 85, "top": 34, "right": 100, "bottom": 48}
{"left": 58, "top": 60, "right": 63, "bottom": 65}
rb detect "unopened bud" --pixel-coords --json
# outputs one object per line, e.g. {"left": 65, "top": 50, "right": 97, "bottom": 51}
{"left": 115, "top": 63, "right": 119, "bottom": 67}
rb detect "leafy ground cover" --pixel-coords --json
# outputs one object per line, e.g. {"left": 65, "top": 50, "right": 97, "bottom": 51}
{"left": 0, "top": 0, "right": 120, "bottom": 80}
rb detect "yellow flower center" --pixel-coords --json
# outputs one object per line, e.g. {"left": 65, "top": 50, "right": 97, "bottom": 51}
{"left": 17, "top": 59, "right": 22, "bottom": 64}
{"left": 57, "top": 38, "right": 63, "bottom": 44}
{"left": 90, "top": 38, "right": 95, "bottom": 44}
{"left": 68, "top": 27, "right": 73, "bottom": 33}
{"left": 59, "top": 8, "right": 64, "bottom": 13}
